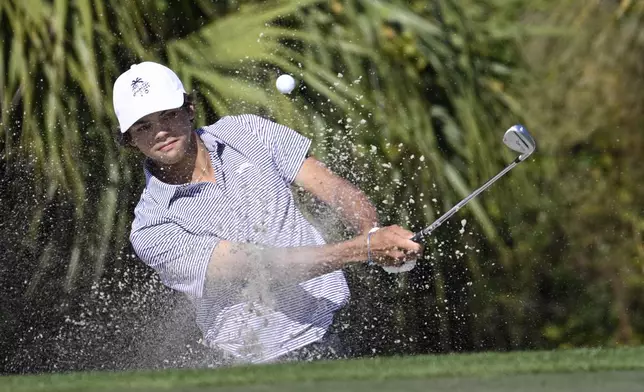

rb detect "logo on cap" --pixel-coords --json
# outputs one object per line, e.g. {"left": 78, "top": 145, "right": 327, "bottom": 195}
{"left": 131, "top": 77, "right": 150, "bottom": 97}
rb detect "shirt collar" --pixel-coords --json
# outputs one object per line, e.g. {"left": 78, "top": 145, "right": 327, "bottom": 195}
{"left": 143, "top": 130, "right": 222, "bottom": 208}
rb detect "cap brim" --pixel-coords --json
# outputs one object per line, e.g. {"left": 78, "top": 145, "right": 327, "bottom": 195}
{"left": 120, "top": 91, "right": 185, "bottom": 133}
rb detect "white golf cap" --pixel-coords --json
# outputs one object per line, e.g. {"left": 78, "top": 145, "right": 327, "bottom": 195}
{"left": 112, "top": 61, "right": 186, "bottom": 133}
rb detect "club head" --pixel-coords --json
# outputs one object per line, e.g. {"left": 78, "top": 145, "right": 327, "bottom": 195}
{"left": 503, "top": 124, "right": 536, "bottom": 160}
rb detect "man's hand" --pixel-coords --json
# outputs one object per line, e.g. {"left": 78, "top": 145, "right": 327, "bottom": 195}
{"left": 358, "top": 225, "right": 424, "bottom": 267}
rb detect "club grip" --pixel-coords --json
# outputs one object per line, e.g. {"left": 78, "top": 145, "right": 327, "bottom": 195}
{"left": 411, "top": 232, "right": 424, "bottom": 243}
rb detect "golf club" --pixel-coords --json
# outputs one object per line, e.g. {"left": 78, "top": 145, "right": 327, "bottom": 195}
{"left": 411, "top": 124, "right": 536, "bottom": 243}
{"left": 380, "top": 124, "right": 536, "bottom": 274}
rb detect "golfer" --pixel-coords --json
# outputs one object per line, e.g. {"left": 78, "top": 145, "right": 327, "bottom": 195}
{"left": 112, "top": 61, "right": 423, "bottom": 364}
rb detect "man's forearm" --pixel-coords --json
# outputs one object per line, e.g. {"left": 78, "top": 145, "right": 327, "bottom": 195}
{"left": 295, "top": 157, "right": 379, "bottom": 235}
{"left": 331, "top": 178, "right": 379, "bottom": 234}
{"left": 206, "top": 237, "right": 367, "bottom": 283}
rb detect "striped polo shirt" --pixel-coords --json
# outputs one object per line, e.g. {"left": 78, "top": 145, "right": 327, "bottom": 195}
{"left": 130, "top": 114, "right": 350, "bottom": 364}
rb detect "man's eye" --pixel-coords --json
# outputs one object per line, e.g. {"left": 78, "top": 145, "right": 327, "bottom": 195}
{"left": 136, "top": 124, "right": 150, "bottom": 132}
{"left": 162, "top": 111, "right": 180, "bottom": 121}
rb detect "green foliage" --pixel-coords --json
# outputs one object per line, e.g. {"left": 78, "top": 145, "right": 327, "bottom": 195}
{"left": 1, "top": 0, "right": 643, "bottom": 371}
{"left": 515, "top": 0, "right": 644, "bottom": 347}
{"left": 1, "top": 0, "right": 522, "bottom": 293}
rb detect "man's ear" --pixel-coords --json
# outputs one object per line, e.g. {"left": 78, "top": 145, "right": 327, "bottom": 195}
{"left": 187, "top": 103, "right": 196, "bottom": 123}
{"left": 125, "top": 132, "right": 136, "bottom": 147}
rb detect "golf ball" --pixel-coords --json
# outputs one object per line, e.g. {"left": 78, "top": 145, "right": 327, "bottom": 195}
{"left": 276, "top": 74, "right": 296, "bottom": 94}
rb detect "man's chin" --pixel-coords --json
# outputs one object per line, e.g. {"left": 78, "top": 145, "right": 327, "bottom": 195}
{"left": 154, "top": 151, "right": 185, "bottom": 166}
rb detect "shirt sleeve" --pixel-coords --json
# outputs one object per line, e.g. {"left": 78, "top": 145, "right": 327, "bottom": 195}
{"left": 234, "top": 114, "right": 311, "bottom": 185}
{"left": 130, "top": 221, "right": 220, "bottom": 298}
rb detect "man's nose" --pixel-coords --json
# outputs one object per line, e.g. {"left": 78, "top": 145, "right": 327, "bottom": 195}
{"left": 154, "top": 124, "right": 171, "bottom": 141}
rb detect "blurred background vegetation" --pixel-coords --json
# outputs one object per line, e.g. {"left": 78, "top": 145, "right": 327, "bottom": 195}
{"left": 1, "top": 0, "right": 642, "bottom": 373}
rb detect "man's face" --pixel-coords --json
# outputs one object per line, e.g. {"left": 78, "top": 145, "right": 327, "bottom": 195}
{"left": 127, "top": 106, "right": 194, "bottom": 165}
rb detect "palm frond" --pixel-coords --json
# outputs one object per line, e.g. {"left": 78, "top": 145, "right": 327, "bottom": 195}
{"left": 2, "top": 0, "right": 526, "bottom": 330}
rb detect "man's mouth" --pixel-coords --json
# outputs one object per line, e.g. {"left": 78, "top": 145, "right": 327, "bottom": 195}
{"left": 158, "top": 140, "right": 178, "bottom": 152}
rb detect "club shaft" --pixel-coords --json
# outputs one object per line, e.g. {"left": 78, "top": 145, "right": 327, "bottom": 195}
{"left": 412, "top": 156, "right": 521, "bottom": 243}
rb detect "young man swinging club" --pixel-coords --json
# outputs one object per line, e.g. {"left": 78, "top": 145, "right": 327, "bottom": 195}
{"left": 112, "top": 61, "right": 423, "bottom": 364}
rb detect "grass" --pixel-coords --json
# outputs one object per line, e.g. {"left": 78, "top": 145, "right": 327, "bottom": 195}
{"left": 2, "top": 346, "right": 644, "bottom": 392}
